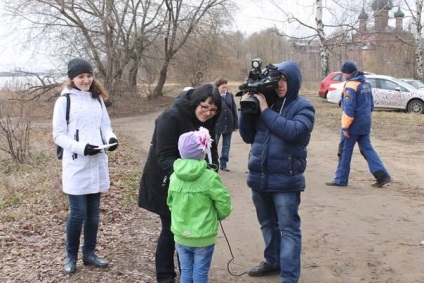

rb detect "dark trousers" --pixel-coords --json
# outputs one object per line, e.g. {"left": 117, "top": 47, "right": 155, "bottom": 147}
{"left": 215, "top": 132, "right": 232, "bottom": 168}
{"left": 334, "top": 132, "right": 389, "bottom": 185}
{"left": 156, "top": 215, "right": 177, "bottom": 282}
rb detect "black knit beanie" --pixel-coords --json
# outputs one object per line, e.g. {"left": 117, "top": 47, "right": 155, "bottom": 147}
{"left": 67, "top": 58, "right": 93, "bottom": 80}
{"left": 340, "top": 61, "right": 357, "bottom": 74}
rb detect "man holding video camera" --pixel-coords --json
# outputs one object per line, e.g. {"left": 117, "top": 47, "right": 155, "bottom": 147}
{"left": 239, "top": 61, "right": 315, "bottom": 283}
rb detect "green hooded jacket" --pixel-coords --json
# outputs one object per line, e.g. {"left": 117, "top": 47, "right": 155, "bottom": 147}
{"left": 167, "top": 159, "right": 232, "bottom": 247}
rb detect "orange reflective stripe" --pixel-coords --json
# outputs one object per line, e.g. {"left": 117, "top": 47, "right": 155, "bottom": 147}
{"left": 342, "top": 112, "right": 354, "bottom": 129}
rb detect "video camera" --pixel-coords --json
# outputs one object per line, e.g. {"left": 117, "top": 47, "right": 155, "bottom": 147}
{"left": 236, "top": 58, "right": 280, "bottom": 114}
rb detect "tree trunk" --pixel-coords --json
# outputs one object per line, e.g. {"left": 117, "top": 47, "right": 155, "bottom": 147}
{"left": 315, "top": 0, "right": 330, "bottom": 78}
{"left": 153, "top": 60, "right": 170, "bottom": 97}
{"left": 128, "top": 60, "right": 139, "bottom": 88}
{"left": 415, "top": 0, "right": 424, "bottom": 81}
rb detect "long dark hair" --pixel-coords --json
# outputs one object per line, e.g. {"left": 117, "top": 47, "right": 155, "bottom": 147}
{"left": 65, "top": 78, "right": 109, "bottom": 101}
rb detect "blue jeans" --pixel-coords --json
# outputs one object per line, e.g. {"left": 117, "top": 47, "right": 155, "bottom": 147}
{"left": 175, "top": 243, "right": 215, "bottom": 283}
{"left": 252, "top": 190, "right": 301, "bottom": 283}
{"left": 66, "top": 193, "right": 101, "bottom": 259}
{"left": 215, "top": 132, "right": 232, "bottom": 168}
{"left": 333, "top": 132, "right": 389, "bottom": 185}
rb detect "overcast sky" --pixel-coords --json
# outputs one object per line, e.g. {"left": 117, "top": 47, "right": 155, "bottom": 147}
{"left": 233, "top": 1, "right": 284, "bottom": 33}
{"left": 0, "top": 1, "right": 307, "bottom": 72}
{"left": 233, "top": 1, "right": 318, "bottom": 34}
{"left": 0, "top": 1, "right": 315, "bottom": 72}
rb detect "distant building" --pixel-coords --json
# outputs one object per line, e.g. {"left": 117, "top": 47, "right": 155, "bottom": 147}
{"left": 349, "top": 0, "right": 414, "bottom": 77}
{"left": 292, "top": 0, "right": 415, "bottom": 81}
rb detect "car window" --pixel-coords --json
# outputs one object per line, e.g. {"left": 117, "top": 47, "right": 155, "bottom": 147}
{"left": 397, "top": 84, "right": 409, "bottom": 92}
{"left": 333, "top": 74, "right": 344, "bottom": 82}
{"left": 380, "top": 79, "right": 399, "bottom": 91}
{"left": 409, "top": 80, "right": 424, "bottom": 88}
{"left": 409, "top": 81, "right": 419, "bottom": 88}
{"left": 367, "top": 78, "right": 378, "bottom": 88}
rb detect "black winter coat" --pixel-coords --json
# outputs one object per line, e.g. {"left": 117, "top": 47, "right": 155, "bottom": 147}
{"left": 138, "top": 91, "right": 219, "bottom": 216}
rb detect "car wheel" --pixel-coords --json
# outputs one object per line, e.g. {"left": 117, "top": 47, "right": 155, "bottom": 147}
{"left": 406, "top": 99, "right": 424, "bottom": 114}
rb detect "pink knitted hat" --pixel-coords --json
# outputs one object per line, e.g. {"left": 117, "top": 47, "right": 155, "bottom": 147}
{"left": 178, "top": 127, "right": 212, "bottom": 163}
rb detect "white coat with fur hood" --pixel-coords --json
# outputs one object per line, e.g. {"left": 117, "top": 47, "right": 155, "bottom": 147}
{"left": 52, "top": 87, "right": 117, "bottom": 195}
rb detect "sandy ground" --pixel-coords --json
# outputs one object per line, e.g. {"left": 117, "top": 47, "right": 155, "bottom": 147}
{"left": 112, "top": 106, "right": 424, "bottom": 283}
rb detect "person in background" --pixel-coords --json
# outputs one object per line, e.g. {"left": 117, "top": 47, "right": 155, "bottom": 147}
{"left": 326, "top": 61, "right": 391, "bottom": 187}
{"left": 138, "top": 84, "right": 221, "bottom": 283}
{"left": 167, "top": 127, "right": 232, "bottom": 283}
{"left": 239, "top": 61, "right": 315, "bottom": 283}
{"left": 52, "top": 58, "right": 119, "bottom": 274}
{"left": 214, "top": 77, "right": 239, "bottom": 172}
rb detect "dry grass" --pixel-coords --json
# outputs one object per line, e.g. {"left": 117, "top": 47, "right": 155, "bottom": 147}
{"left": 309, "top": 93, "right": 424, "bottom": 143}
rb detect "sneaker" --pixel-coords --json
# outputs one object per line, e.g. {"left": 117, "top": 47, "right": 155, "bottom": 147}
{"left": 325, "top": 181, "right": 347, "bottom": 187}
{"left": 372, "top": 177, "right": 391, "bottom": 187}
{"left": 220, "top": 166, "right": 230, "bottom": 172}
{"left": 247, "top": 261, "right": 280, "bottom": 277}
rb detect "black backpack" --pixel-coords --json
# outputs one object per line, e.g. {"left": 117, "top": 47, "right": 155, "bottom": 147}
{"left": 56, "top": 94, "right": 70, "bottom": 160}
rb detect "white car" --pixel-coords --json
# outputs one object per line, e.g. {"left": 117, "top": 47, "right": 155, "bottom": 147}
{"left": 400, "top": 78, "right": 424, "bottom": 89}
{"left": 326, "top": 75, "right": 424, "bottom": 114}
{"left": 326, "top": 82, "right": 344, "bottom": 105}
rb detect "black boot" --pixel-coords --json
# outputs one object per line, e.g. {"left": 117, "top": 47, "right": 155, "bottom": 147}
{"left": 64, "top": 256, "right": 77, "bottom": 274}
{"left": 372, "top": 170, "right": 391, "bottom": 187}
{"left": 248, "top": 261, "right": 280, "bottom": 277}
{"left": 83, "top": 253, "right": 108, "bottom": 268}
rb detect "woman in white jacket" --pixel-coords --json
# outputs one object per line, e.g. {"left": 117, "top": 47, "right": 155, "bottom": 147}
{"left": 52, "top": 58, "right": 118, "bottom": 274}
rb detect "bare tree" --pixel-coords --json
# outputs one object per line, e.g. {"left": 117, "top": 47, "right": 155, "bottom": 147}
{"left": 315, "top": 0, "right": 330, "bottom": 78}
{"left": 0, "top": 100, "right": 32, "bottom": 163}
{"left": 245, "top": 28, "right": 293, "bottom": 65}
{"left": 173, "top": 29, "right": 221, "bottom": 87}
{"left": 270, "top": 0, "right": 363, "bottom": 78}
{"left": 126, "top": 0, "right": 166, "bottom": 88}
{"left": 172, "top": 5, "right": 235, "bottom": 86}
{"left": 403, "top": 0, "right": 424, "bottom": 80}
{"left": 3, "top": 0, "right": 165, "bottom": 96}
{"left": 152, "top": 0, "right": 229, "bottom": 97}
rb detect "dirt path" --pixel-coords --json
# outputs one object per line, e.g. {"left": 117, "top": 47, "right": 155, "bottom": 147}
{"left": 113, "top": 110, "right": 424, "bottom": 283}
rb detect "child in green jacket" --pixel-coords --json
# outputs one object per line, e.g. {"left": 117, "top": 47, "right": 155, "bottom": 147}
{"left": 167, "top": 127, "right": 232, "bottom": 283}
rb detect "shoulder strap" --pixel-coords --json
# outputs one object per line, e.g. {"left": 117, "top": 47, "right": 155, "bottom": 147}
{"left": 64, "top": 93, "right": 70, "bottom": 125}
{"left": 62, "top": 94, "right": 101, "bottom": 123}
{"left": 97, "top": 96, "right": 106, "bottom": 145}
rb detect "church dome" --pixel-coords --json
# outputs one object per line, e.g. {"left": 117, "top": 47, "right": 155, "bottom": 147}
{"left": 359, "top": 8, "right": 368, "bottom": 20}
{"left": 394, "top": 7, "right": 405, "bottom": 18}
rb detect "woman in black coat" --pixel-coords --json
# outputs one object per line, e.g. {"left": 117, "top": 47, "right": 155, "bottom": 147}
{"left": 138, "top": 83, "right": 221, "bottom": 283}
